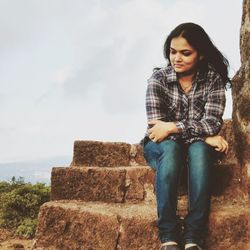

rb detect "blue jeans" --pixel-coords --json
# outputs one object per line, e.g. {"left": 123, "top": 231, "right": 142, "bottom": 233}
{"left": 143, "top": 138, "right": 215, "bottom": 247}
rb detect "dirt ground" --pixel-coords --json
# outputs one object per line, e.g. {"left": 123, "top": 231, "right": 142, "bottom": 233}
{"left": 0, "top": 228, "right": 34, "bottom": 250}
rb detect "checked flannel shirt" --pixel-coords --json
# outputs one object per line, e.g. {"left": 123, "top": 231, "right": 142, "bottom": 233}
{"left": 140, "top": 64, "right": 226, "bottom": 146}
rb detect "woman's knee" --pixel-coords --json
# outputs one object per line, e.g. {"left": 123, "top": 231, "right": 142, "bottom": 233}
{"left": 188, "top": 141, "right": 215, "bottom": 166}
{"left": 158, "top": 139, "right": 183, "bottom": 162}
{"left": 157, "top": 140, "right": 183, "bottom": 176}
{"left": 143, "top": 139, "right": 182, "bottom": 169}
{"left": 143, "top": 141, "right": 160, "bottom": 169}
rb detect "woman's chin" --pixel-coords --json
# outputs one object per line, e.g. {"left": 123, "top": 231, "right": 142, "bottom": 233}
{"left": 173, "top": 67, "right": 186, "bottom": 73}
{"left": 173, "top": 67, "right": 197, "bottom": 76}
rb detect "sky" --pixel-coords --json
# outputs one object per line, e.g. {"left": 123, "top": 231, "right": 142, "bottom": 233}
{"left": 0, "top": 0, "right": 243, "bottom": 163}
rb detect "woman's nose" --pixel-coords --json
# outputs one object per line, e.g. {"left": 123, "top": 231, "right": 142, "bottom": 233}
{"left": 175, "top": 54, "right": 182, "bottom": 62}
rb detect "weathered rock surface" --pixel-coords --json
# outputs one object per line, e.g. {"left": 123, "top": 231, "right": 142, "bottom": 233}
{"left": 51, "top": 166, "right": 155, "bottom": 203}
{"left": 33, "top": 200, "right": 249, "bottom": 250}
{"left": 232, "top": 0, "right": 250, "bottom": 195}
{"left": 51, "top": 163, "right": 244, "bottom": 203}
{"left": 71, "top": 141, "right": 131, "bottom": 167}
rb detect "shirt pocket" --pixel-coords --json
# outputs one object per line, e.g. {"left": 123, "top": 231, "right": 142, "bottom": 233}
{"left": 193, "top": 98, "right": 206, "bottom": 120}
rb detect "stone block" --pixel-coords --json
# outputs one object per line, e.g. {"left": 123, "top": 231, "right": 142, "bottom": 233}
{"left": 51, "top": 166, "right": 156, "bottom": 203}
{"left": 51, "top": 167, "right": 127, "bottom": 202}
{"left": 232, "top": 0, "right": 250, "bottom": 196}
{"left": 71, "top": 141, "right": 131, "bottom": 167}
{"left": 124, "top": 167, "right": 154, "bottom": 202}
{"left": 33, "top": 201, "right": 119, "bottom": 250}
{"left": 211, "top": 164, "right": 244, "bottom": 200}
{"left": 207, "top": 201, "right": 249, "bottom": 249}
{"left": 33, "top": 200, "right": 249, "bottom": 250}
{"left": 51, "top": 162, "right": 244, "bottom": 203}
{"left": 216, "top": 119, "right": 238, "bottom": 165}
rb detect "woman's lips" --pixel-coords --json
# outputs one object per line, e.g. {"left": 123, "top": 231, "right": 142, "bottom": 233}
{"left": 174, "top": 64, "right": 183, "bottom": 67}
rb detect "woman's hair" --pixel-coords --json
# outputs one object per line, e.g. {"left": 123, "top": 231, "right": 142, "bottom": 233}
{"left": 163, "top": 22, "right": 231, "bottom": 87}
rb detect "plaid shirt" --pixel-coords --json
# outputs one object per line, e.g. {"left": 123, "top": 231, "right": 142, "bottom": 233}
{"left": 140, "top": 64, "right": 226, "bottom": 146}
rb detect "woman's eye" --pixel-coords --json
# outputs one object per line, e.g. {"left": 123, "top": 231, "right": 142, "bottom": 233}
{"left": 183, "top": 52, "right": 192, "bottom": 56}
{"left": 170, "top": 50, "right": 176, "bottom": 54}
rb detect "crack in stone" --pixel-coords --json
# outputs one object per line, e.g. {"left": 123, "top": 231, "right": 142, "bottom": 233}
{"left": 115, "top": 215, "right": 122, "bottom": 250}
{"left": 122, "top": 169, "right": 131, "bottom": 203}
{"left": 141, "top": 170, "right": 147, "bottom": 201}
{"left": 143, "top": 169, "right": 156, "bottom": 203}
{"left": 129, "top": 144, "right": 139, "bottom": 166}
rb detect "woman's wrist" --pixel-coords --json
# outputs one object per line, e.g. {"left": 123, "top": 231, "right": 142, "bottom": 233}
{"left": 173, "top": 122, "right": 182, "bottom": 133}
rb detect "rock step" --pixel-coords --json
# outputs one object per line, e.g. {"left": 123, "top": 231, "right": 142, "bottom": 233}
{"left": 70, "top": 120, "right": 237, "bottom": 168}
{"left": 51, "top": 164, "right": 244, "bottom": 203}
{"left": 33, "top": 199, "right": 249, "bottom": 250}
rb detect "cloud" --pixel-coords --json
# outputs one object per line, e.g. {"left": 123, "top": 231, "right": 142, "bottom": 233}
{"left": 0, "top": 93, "right": 4, "bottom": 107}
{"left": 51, "top": 66, "right": 73, "bottom": 87}
{"left": 57, "top": 0, "right": 205, "bottom": 113}
{"left": 0, "top": 0, "right": 242, "bottom": 162}
{"left": 0, "top": 0, "right": 95, "bottom": 50}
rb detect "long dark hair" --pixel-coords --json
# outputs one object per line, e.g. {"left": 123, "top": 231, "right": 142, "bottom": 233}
{"left": 163, "top": 22, "right": 231, "bottom": 87}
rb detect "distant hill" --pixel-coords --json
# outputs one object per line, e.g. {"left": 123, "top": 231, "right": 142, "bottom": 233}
{"left": 0, "top": 156, "right": 71, "bottom": 184}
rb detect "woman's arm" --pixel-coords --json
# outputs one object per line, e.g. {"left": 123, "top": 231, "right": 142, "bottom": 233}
{"left": 205, "top": 135, "right": 229, "bottom": 154}
{"left": 147, "top": 119, "right": 230, "bottom": 153}
{"left": 147, "top": 120, "right": 178, "bottom": 142}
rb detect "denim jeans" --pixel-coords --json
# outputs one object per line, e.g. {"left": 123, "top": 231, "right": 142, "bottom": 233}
{"left": 143, "top": 138, "right": 215, "bottom": 247}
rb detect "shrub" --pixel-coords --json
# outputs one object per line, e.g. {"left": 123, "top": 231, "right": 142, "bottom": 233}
{"left": 0, "top": 177, "right": 50, "bottom": 238}
{"left": 15, "top": 218, "right": 38, "bottom": 238}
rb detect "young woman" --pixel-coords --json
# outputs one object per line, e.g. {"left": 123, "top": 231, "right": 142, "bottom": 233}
{"left": 142, "top": 23, "right": 230, "bottom": 250}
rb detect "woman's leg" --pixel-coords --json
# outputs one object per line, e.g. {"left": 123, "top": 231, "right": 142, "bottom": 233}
{"left": 183, "top": 141, "right": 215, "bottom": 248}
{"left": 144, "top": 139, "right": 184, "bottom": 244}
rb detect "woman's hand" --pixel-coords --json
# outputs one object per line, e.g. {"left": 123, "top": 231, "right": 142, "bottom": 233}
{"left": 147, "top": 120, "right": 178, "bottom": 143}
{"left": 205, "top": 135, "right": 229, "bottom": 154}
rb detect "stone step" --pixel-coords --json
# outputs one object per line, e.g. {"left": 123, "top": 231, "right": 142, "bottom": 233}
{"left": 70, "top": 141, "right": 235, "bottom": 169}
{"left": 51, "top": 166, "right": 155, "bottom": 203}
{"left": 51, "top": 164, "right": 244, "bottom": 203}
{"left": 33, "top": 199, "right": 249, "bottom": 250}
{"left": 70, "top": 120, "right": 237, "bottom": 168}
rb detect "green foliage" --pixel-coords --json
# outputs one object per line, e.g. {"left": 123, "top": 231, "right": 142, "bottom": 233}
{"left": 0, "top": 176, "right": 50, "bottom": 238}
{"left": 16, "top": 218, "right": 38, "bottom": 238}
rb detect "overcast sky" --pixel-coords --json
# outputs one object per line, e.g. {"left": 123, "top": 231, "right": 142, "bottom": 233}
{"left": 0, "top": 0, "right": 243, "bottom": 163}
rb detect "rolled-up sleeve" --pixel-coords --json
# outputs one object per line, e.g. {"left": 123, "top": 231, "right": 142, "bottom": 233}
{"left": 146, "top": 78, "right": 167, "bottom": 122}
{"left": 176, "top": 75, "right": 226, "bottom": 138}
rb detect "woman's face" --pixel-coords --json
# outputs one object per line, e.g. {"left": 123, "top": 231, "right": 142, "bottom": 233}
{"left": 169, "top": 36, "right": 200, "bottom": 74}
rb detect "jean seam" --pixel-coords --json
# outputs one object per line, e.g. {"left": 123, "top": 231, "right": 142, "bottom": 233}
{"left": 187, "top": 158, "right": 190, "bottom": 211}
